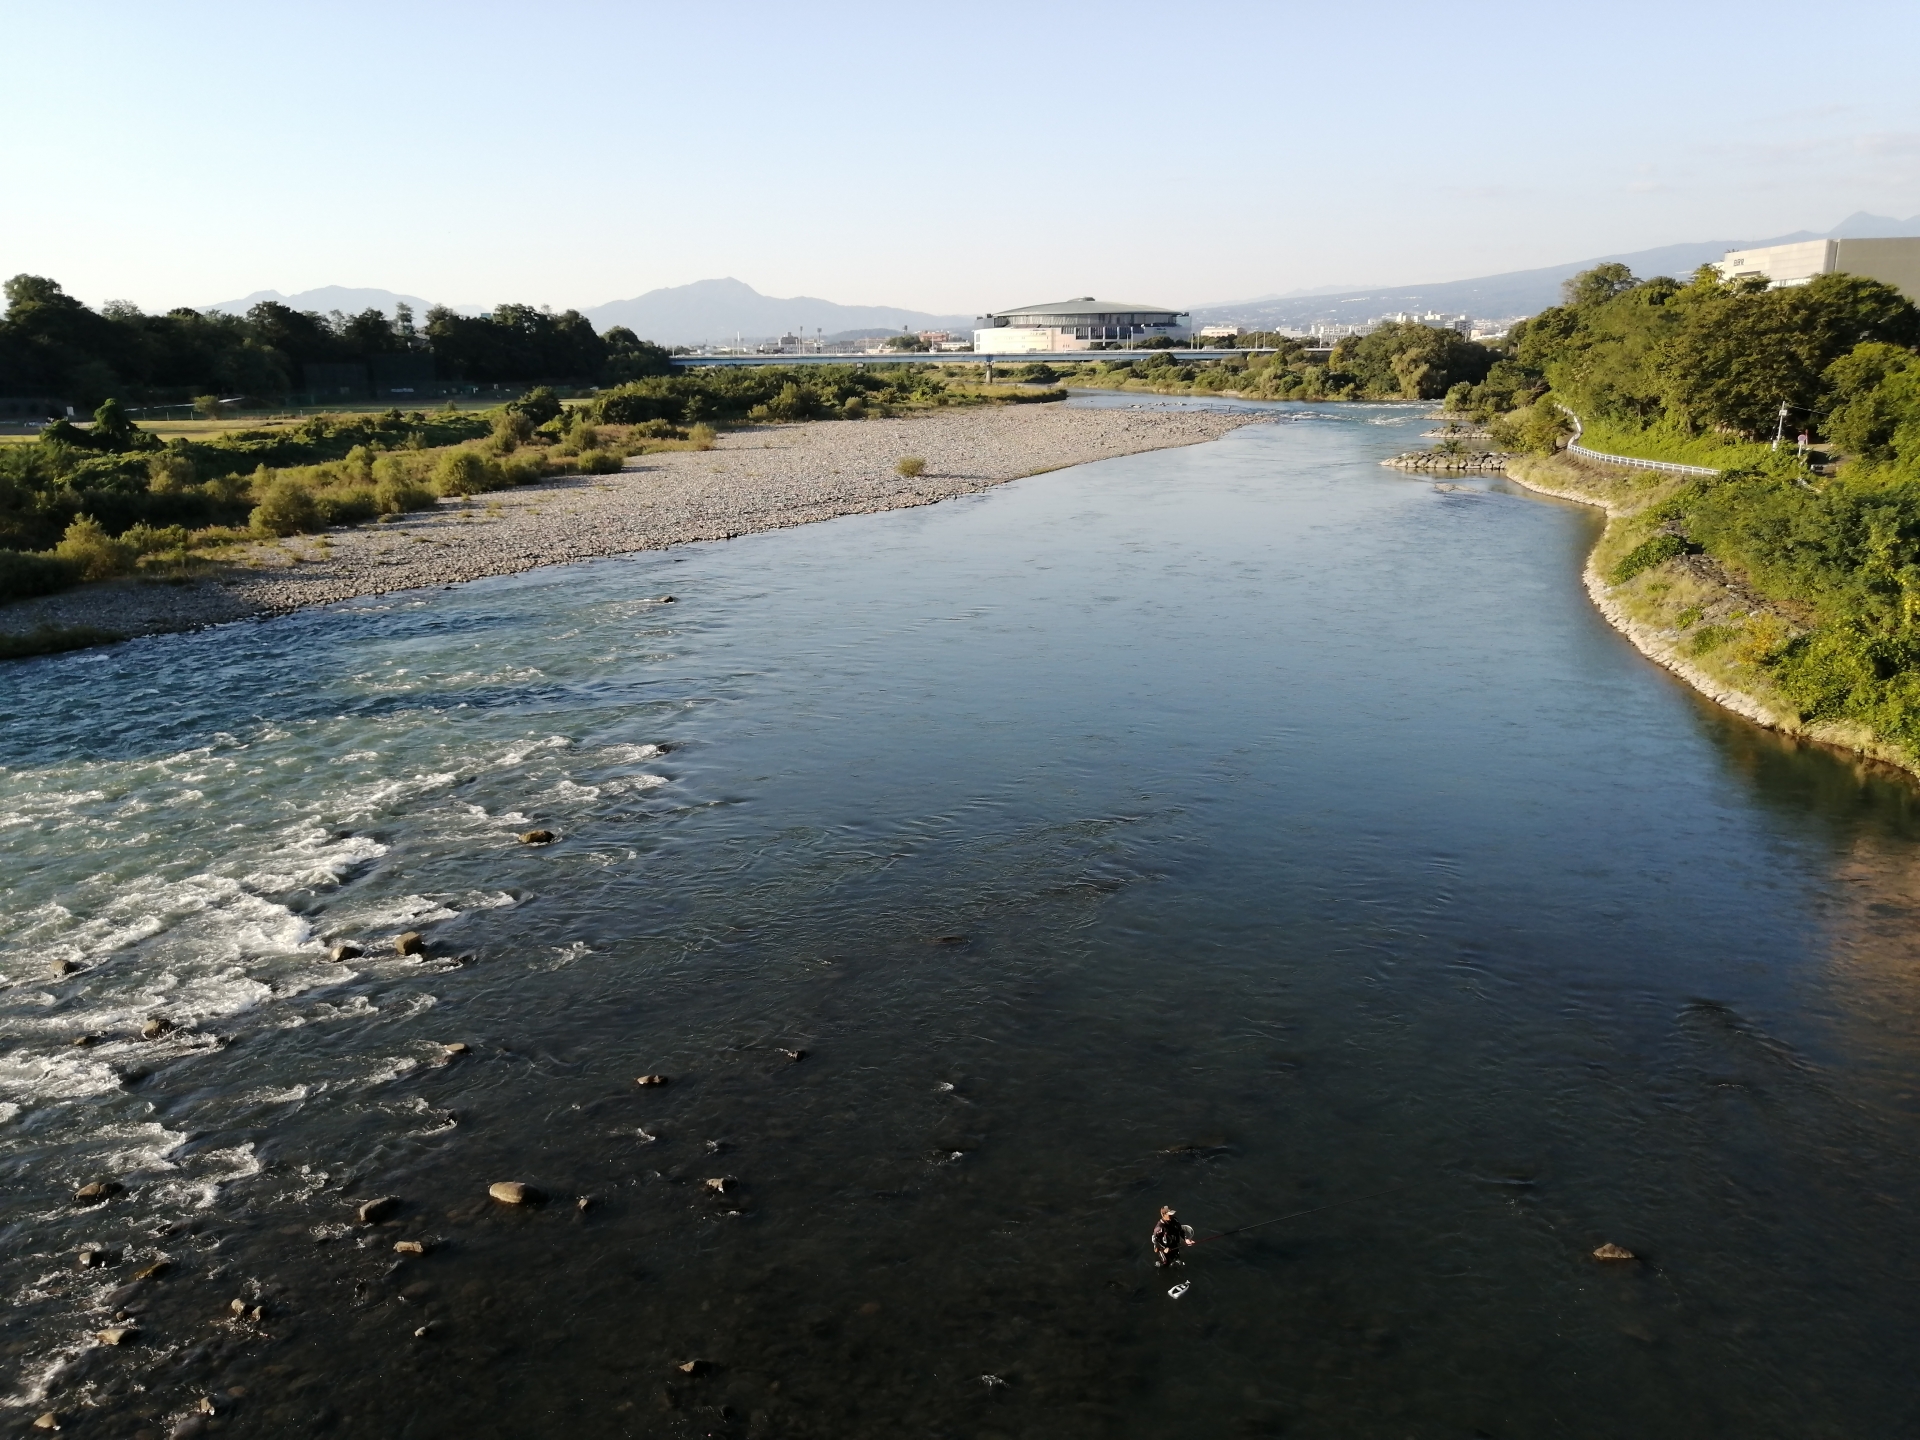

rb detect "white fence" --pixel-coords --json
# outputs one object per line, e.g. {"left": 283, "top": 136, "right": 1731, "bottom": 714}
{"left": 1562, "top": 409, "right": 1720, "bottom": 477}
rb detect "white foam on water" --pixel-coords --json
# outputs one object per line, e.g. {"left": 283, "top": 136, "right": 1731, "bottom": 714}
{"left": 537, "top": 940, "right": 594, "bottom": 972}
{"left": 608, "top": 773, "right": 670, "bottom": 793}
{"left": 149, "top": 1142, "right": 261, "bottom": 1210}
{"left": 596, "top": 743, "right": 667, "bottom": 763}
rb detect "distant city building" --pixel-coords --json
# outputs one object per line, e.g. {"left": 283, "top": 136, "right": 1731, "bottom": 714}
{"left": 974, "top": 297, "right": 1190, "bottom": 353}
{"left": 1714, "top": 237, "right": 1920, "bottom": 301}
{"left": 1380, "top": 311, "right": 1472, "bottom": 333}
{"left": 1198, "top": 324, "right": 1242, "bottom": 339}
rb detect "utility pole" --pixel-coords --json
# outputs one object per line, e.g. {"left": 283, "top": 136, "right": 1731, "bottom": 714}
{"left": 1772, "top": 401, "right": 1790, "bottom": 451}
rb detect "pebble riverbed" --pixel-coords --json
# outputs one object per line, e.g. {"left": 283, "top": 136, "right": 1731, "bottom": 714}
{"left": 1, "top": 405, "right": 1257, "bottom": 642}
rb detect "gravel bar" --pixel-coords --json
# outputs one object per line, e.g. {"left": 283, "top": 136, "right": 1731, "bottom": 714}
{"left": 3, "top": 404, "right": 1259, "bottom": 643}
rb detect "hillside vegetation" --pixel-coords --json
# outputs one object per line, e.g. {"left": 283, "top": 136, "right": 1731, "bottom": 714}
{"left": 1489, "top": 262, "right": 1920, "bottom": 763}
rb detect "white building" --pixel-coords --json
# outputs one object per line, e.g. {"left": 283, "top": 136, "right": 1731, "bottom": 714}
{"left": 974, "top": 297, "right": 1189, "bottom": 353}
{"left": 1713, "top": 237, "right": 1920, "bottom": 301}
{"left": 1198, "top": 324, "right": 1242, "bottom": 339}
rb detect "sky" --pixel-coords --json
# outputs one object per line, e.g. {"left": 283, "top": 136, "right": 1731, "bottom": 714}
{"left": 4, "top": 0, "right": 1919, "bottom": 318}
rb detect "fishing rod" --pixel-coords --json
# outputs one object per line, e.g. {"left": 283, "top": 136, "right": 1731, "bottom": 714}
{"left": 1189, "top": 1184, "right": 1405, "bottom": 1246}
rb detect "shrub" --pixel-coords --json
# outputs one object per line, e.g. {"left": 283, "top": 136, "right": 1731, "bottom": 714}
{"left": 574, "top": 449, "right": 623, "bottom": 474}
{"left": 148, "top": 451, "right": 197, "bottom": 493}
{"left": 54, "top": 515, "right": 136, "bottom": 579}
{"left": 688, "top": 423, "right": 717, "bottom": 450}
{"left": 374, "top": 474, "right": 437, "bottom": 514}
{"left": 434, "top": 448, "right": 508, "bottom": 496}
{"left": 250, "top": 475, "right": 323, "bottom": 536}
{"left": 490, "top": 411, "right": 531, "bottom": 453}
{"left": 632, "top": 418, "right": 683, "bottom": 440}
{"left": 1688, "top": 624, "right": 1738, "bottom": 655}
{"left": 895, "top": 456, "right": 926, "bottom": 478}
{"left": 0, "top": 550, "right": 80, "bottom": 601}
{"left": 499, "top": 454, "right": 549, "bottom": 486}
{"left": 841, "top": 398, "right": 867, "bottom": 420}
{"left": 1609, "top": 533, "right": 1687, "bottom": 584}
{"left": 193, "top": 394, "right": 223, "bottom": 420}
{"left": 511, "top": 386, "right": 564, "bottom": 429}
{"left": 317, "top": 487, "right": 379, "bottom": 526}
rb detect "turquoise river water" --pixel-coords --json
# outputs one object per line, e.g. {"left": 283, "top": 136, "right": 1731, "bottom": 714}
{"left": 2, "top": 398, "right": 1917, "bottom": 1439}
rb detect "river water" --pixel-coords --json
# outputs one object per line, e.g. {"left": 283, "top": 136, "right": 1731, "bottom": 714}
{"left": 2, "top": 399, "right": 1917, "bottom": 1439}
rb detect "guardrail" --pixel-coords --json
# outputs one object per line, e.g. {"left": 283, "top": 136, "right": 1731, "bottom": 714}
{"left": 1561, "top": 409, "right": 1721, "bottom": 477}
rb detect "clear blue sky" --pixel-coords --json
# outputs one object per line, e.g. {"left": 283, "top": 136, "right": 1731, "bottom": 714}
{"left": 5, "top": 0, "right": 1918, "bottom": 316}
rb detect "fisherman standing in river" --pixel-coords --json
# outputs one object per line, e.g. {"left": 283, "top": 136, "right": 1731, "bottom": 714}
{"left": 1152, "top": 1205, "right": 1194, "bottom": 1267}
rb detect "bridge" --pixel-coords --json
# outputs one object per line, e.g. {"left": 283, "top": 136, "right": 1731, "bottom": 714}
{"left": 669, "top": 347, "right": 1331, "bottom": 380}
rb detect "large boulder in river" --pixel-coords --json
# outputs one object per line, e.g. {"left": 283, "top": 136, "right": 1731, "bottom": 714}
{"left": 489, "top": 1181, "right": 545, "bottom": 1206}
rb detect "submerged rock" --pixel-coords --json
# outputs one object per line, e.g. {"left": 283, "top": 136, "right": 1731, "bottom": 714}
{"left": 635, "top": 1074, "right": 670, "bottom": 1087}
{"left": 356, "top": 1196, "right": 401, "bottom": 1225}
{"left": 140, "top": 1018, "right": 173, "bottom": 1040}
{"left": 70, "top": 1034, "right": 97, "bottom": 1047}
{"left": 443, "top": 1042, "right": 470, "bottom": 1056}
{"left": 77, "top": 1247, "right": 118, "bottom": 1269}
{"left": 32, "top": 1413, "right": 59, "bottom": 1431}
{"left": 96, "top": 1326, "right": 139, "bottom": 1346}
{"left": 51, "top": 958, "right": 79, "bottom": 976}
{"left": 1593, "top": 1242, "right": 1637, "bottom": 1261}
{"left": 489, "top": 1181, "right": 545, "bottom": 1205}
{"left": 519, "top": 829, "right": 556, "bottom": 845}
{"left": 329, "top": 942, "right": 363, "bottom": 962}
{"left": 780, "top": 1048, "right": 808, "bottom": 1062}
{"left": 132, "top": 1260, "right": 172, "bottom": 1281}
{"left": 676, "top": 1359, "right": 708, "bottom": 1376}
{"left": 703, "top": 1176, "right": 736, "bottom": 1195}
{"left": 74, "top": 1181, "right": 124, "bottom": 1205}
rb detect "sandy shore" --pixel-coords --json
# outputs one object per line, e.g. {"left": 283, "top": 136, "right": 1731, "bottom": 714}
{"left": 3, "top": 404, "right": 1258, "bottom": 644}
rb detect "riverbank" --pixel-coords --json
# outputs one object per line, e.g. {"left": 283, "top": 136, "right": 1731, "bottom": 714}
{"left": 1505, "top": 452, "right": 1917, "bottom": 775}
{"left": 0, "top": 404, "right": 1257, "bottom": 651}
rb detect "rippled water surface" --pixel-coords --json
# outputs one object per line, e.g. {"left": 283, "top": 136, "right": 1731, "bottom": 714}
{"left": 3, "top": 400, "right": 1918, "bottom": 1439}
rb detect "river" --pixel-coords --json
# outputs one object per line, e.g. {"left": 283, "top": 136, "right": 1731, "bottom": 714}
{"left": 2, "top": 398, "right": 1916, "bottom": 1438}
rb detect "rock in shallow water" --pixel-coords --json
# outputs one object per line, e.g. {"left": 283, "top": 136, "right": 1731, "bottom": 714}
{"left": 74, "top": 1181, "right": 124, "bottom": 1205}
{"left": 395, "top": 931, "right": 425, "bottom": 956}
{"left": 635, "top": 1073, "right": 670, "bottom": 1087}
{"left": 393, "top": 1240, "right": 428, "bottom": 1255}
{"left": 1593, "top": 1242, "right": 1637, "bottom": 1261}
{"left": 489, "top": 1181, "right": 545, "bottom": 1205}
{"left": 519, "top": 829, "right": 556, "bottom": 845}
{"left": 356, "top": 1196, "right": 401, "bottom": 1225}
{"left": 329, "top": 942, "right": 363, "bottom": 962}
{"left": 96, "top": 1326, "right": 139, "bottom": 1346}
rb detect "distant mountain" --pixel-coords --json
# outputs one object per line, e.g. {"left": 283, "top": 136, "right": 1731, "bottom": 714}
{"left": 201, "top": 286, "right": 481, "bottom": 317}
{"left": 581, "top": 277, "right": 973, "bottom": 347}
{"left": 1193, "top": 214, "right": 1920, "bottom": 329}
{"left": 1829, "top": 210, "right": 1920, "bottom": 237}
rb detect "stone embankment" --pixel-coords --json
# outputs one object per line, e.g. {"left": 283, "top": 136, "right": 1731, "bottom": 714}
{"left": 2, "top": 404, "right": 1260, "bottom": 647}
{"left": 1383, "top": 449, "right": 1512, "bottom": 473}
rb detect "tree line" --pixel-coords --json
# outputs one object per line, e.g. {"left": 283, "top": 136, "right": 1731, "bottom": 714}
{"left": 0, "top": 276, "right": 673, "bottom": 409}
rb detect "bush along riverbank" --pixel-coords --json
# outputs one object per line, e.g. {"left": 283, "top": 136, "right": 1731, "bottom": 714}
{"left": 0, "top": 367, "right": 1056, "bottom": 621}
{"left": 1487, "top": 259, "right": 1920, "bottom": 773}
